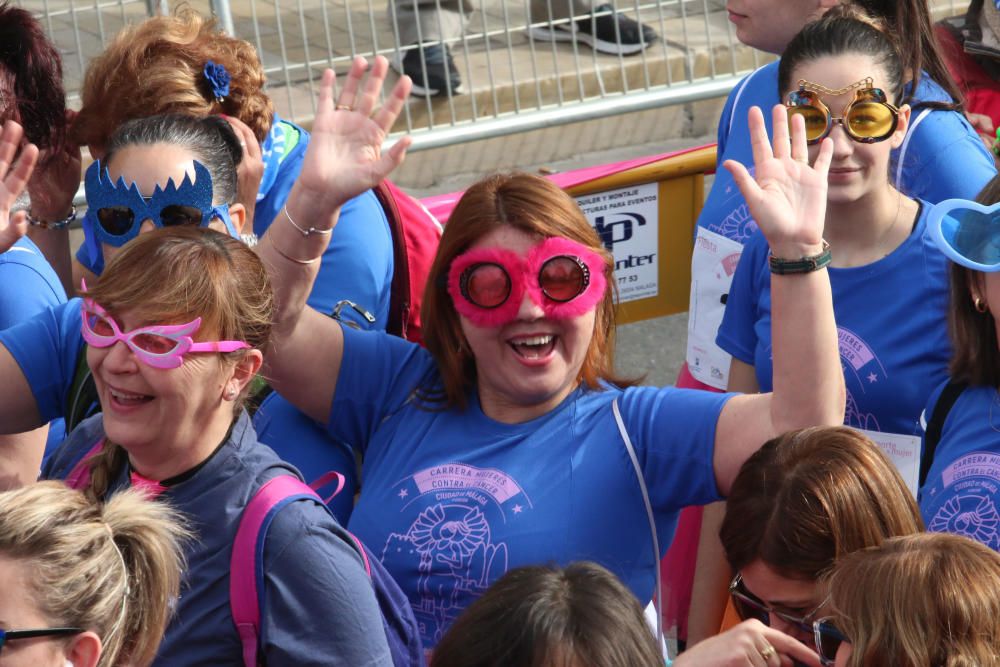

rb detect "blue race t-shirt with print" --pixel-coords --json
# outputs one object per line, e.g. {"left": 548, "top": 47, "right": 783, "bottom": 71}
{"left": 331, "top": 325, "right": 732, "bottom": 649}
{"left": 717, "top": 203, "right": 951, "bottom": 438}
{"left": 686, "top": 61, "right": 995, "bottom": 388}
{"left": 919, "top": 381, "right": 1000, "bottom": 552}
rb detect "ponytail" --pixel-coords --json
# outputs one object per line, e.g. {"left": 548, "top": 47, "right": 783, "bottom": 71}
{"left": 0, "top": 482, "right": 189, "bottom": 667}
{"left": 100, "top": 488, "right": 190, "bottom": 666}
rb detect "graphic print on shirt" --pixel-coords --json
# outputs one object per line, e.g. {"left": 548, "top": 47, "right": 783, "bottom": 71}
{"left": 706, "top": 172, "right": 760, "bottom": 243}
{"left": 838, "top": 326, "right": 887, "bottom": 431}
{"left": 382, "top": 463, "right": 532, "bottom": 645}
{"left": 924, "top": 452, "right": 1000, "bottom": 550}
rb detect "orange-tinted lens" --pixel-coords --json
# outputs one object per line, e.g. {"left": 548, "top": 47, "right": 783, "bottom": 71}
{"left": 845, "top": 102, "right": 895, "bottom": 141}
{"left": 462, "top": 263, "right": 511, "bottom": 308}
{"left": 787, "top": 105, "right": 829, "bottom": 143}
{"left": 539, "top": 256, "right": 587, "bottom": 302}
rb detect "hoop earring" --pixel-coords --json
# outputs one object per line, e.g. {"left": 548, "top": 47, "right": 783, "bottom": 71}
{"left": 975, "top": 296, "right": 989, "bottom": 313}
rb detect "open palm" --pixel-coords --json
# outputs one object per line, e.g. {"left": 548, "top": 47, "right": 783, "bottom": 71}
{"left": 724, "top": 105, "right": 832, "bottom": 258}
{"left": 296, "top": 56, "right": 412, "bottom": 215}
{"left": 0, "top": 121, "right": 38, "bottom": 255}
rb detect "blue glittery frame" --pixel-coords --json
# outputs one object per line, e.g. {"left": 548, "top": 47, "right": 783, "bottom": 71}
{"left": 83, "top": 159, "right": 237, "bottom": 248}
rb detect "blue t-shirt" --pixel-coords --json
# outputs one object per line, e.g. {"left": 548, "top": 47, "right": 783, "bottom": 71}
{"left": 0, "top": 236, "right": 66, "bottom": 327}
{"left": 41, "top": 411, "right": 393, "bottom": 666}
{"left": 331, "top": 326, "right": 732, "bottom": 648}
{"left": 0, "top": 236, "right": 69, "bottom": 454}
{"left": 687, "top": 62, "right": 995, "bottom": 385}
{"left": 716, "top": 203, "right": 951, "bottom": 436}
{"left": 253, "top": 391, "right": 357, "bottom": 523}
{"left": 919, "top": 382, "right": 1000, "bottom": 552}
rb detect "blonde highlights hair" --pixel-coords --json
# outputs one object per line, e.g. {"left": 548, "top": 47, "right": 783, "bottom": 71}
{"left": 83, "top": 227, "right": 274, "bottom": 500}
{"left": 72, "top": 8, "right": 273, "bottom": 148}
{"left": 421, "top": 172, "right": 634, "bottom": 409}
{"left": 0, "top": 481, "right": 189, "bottom": 667}
{"left": 827, "top": 532, "right": 1000, "bottom": 667}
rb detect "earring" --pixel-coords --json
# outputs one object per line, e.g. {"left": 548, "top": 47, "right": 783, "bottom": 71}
{"left": 224, "top": 388, "right": 238, "bottom": 400}
{"left": 975, "top": 296, "right": 989, "bottom": 314}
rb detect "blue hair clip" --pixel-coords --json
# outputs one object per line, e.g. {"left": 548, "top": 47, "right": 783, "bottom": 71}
{"left": 82, "top": 159, "right": 238, "bottom": 248}
{"left": 204, "top": 61, "right": 231, "bottom": 103}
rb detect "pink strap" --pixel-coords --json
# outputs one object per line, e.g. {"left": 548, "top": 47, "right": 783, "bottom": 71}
{"left": 308, "top": 470, "right": 346, "bottom": 505}
{"left": 231, "top": 475, "right": 323, "bottom": 667}
{"left": 64, "top": 439, "right": 105, "bottom": 490}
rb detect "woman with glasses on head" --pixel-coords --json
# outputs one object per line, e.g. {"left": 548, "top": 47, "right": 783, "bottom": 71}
{"left": 676, "top": 427, "right": 922, "bottom": 666}
{"left": 918, "top": 174, "right": 1000, "bottom": 553}
{"left": 253, "top": 48, "right": 845, "bottom": 652}
{"left": 0, "top": 481, "right": 187, "bottom": 667}
{"left": 694, "top": 8, "right": 954, "bottom": 639}
{"left": 814, "top": 532, "right": 1000, "bottom": 667}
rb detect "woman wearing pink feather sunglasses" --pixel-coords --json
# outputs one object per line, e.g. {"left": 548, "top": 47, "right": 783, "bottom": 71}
{"left": 252, "top": 54, "right": 846, "bottom": 654}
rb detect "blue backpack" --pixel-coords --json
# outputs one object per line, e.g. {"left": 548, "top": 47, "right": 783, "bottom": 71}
{"left": 231, "top": 475, "right": 426, "bottom": 666}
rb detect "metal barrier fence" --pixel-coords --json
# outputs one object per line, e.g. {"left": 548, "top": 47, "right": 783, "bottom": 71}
{"left": 19, "top": 0, "right": 970, "bottom": 152}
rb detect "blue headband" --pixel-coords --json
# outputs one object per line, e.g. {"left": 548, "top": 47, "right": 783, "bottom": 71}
{"left": 83, "top": 159, "right": 238, "bottom": 248}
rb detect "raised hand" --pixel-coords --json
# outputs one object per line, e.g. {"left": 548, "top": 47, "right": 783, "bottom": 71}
{"left": 724, "top": 105, "right": 832, "bottom": 258}
{"left": 0, "top": 121, "right": 38, "bottom": 255}
{"left": 295, "top": 56, "right": 412, "bottom": 216}
{"left": 27, "top": 110, "right": 81, "bottom": 224}
{"left": 224, "top": 115, "right": 264, "bottom": 229}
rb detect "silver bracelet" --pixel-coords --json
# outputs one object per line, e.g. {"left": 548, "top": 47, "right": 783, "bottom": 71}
{"left": 26, "top": 204, "right": 77, "bottom": 230}
{"left": 283, "top": 204, "right": 332, "bottom": 237}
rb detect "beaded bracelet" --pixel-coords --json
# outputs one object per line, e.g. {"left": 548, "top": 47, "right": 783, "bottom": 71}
{"left": 26, "top": 205, "right": 77, "bottom": 230}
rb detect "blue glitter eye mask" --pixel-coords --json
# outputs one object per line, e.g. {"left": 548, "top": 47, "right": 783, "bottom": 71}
{"left": 83, "top": 159, "right": 237, "bottom": 248}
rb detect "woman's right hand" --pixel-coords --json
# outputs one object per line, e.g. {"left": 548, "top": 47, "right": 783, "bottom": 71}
{"left": 0, "top": 120, "right": 37, "bottom": 255}
{"left": 723, "top": 105, "right": 833, "bottom": 260}
{"left": 292, "top": 56, "right": 412, "bottom": 220}
{"left": 674, "top": 620, "right": 822, "bottom": 667}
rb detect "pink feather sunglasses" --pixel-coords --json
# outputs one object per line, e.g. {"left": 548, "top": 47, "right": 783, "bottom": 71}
{"left": 447, "top": 237, "right": 608, "bottom": 328}
{"left": 80, "top": 284, "right": 249, "bottom": 370}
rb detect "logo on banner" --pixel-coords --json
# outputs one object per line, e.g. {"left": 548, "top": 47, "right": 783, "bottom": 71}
{"left": 576, "top": 182, "right": 660, "bottom": 302}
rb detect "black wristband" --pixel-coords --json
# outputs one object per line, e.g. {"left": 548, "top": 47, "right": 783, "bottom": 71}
{"left": 768, "top": 241, "right": 831, "bottom": 274}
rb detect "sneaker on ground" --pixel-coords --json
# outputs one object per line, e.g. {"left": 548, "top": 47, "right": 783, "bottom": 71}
{"left": 529, "top": 3, "right": 658, "bottom": 56}
{"left": 391, "top": 42, "right": 461, "bottom": 97}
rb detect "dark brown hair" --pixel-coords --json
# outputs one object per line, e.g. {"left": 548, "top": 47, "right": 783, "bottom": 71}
{"left": 721, "top": 427, "right": 923, "bottom": 579}
{"left": 420, "top": 172, "right": 634, "bottom": 409}
{"left": 949, "top": 174, "right": 1000, "bottom": 387}
{"left": 82, "top": 227, "right": 273, "bottom": 500}
{"left": 850, "top": 0, "right": 964, "bottom": 109}
{"left": 0, "top": 1, "right": 68, "bottom": 156}
{"left": 827, "top": 532, "right": 1000, "bottom": 667}
{"left": 431, "top": 562, "right": 662, "bottom": 667}
{"left": 779, "top": 6, "right": 905, "bottom": 104}
{"left": 72, "top": 8, "right": 273, "bottom": 149}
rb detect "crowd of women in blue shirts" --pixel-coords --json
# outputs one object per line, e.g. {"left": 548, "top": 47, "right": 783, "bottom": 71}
{"left": 0, "top": 0, "right": 1000, "bottom": 665}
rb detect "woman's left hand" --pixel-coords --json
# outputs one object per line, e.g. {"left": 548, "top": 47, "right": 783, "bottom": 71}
{"left": 0, "top": 120, "right": 38, "bottom": 254}
{"left": 294, "top": 56, "right": 412, "bottom": 217}
{"left": 723, "top": 104, "right": 833, "bottom": 259}
{"left": 26, "top": 110, "right": 81, "bottom": 224}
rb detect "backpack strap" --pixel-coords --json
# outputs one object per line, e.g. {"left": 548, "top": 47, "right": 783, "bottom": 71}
{"left": 64, "top": 439, "right": 105, "bottom": 491}
{"left": 611, "top": 397, "right": 663, "bottom": 650}
{"left": 65, "top": 349, "right": 97, "bottom": 432}
{"left": 372, "top": 181, "right": 411, "bottom": 341}
{"left": 231, "top": 474, "right": 359, "bottom": 667}
{"left": 919, "top": 381, "right": 967, "bottom": 488}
